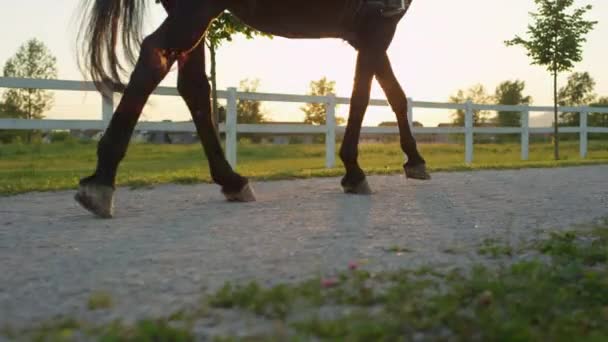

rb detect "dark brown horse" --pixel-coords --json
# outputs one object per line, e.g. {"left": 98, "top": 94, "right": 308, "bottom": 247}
{"left": 75, "top": 0, "right": 430, "bottom": 218}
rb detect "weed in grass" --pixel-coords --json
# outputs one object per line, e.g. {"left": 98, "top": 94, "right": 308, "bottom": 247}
{"left": 87, "top": 291, "right": 113, "bottom": 310}
{"left": 537, "top": 231, "right": 578, "bottom": 256}
{"left": 442, "top": 246, "right": 466, "bottom": 254}
{"left": 25, "top": 319, "right": 81, "bottom": 342}
{"left": 167, "top": 309, "right": 188, "bottom": 322}
{"left": 95, "top": 320, "right": 194, "bottom": 342}
{"left": 537, "top": 229, "right": 608, "bottom": 265}
{"left": 477, "top": 238, "right": 514, "bottom": 258}
{"left": 386, "top": 245, "right": 413, "bottom": 254}
{"left": 208, "top": 282, "right": 294, "bottom": 319}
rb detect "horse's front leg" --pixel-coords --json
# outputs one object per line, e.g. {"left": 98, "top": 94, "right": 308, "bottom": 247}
{"left": 339, "top": 51, "right": 377, "bottom": 194}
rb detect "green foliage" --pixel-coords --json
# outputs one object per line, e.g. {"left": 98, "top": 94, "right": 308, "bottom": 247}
{"left": 87, "top": 291, "right": 113, "bottom": 310}
{"left": 206, "top": 12, "right": 271, "bottom": 51}
{"left": 205, "top": 12, "right": 272, "bottom": 125}
{"left": 506, "top": 0, "right": 597, "bottom": 159}
{"left": 0, "top": 101, "right": 27, "bottom": 143}
{"left": 27, "top": 319, "right": 80, "bottom": 342}
{"left": 48, "top": 131, "right": 74, "bottom": 143}
{"left": 449, "top": 84, "right": 493, "bottom": 126}
{"left": 477, "top": 238, "right": 514, "bottom": 258}
{"left": 0, "top": 100, "right": 23, "bottom": 118}
{"left": 590, "top": 97, "right": 608, "bottom": 127}
{"left": 1, "top": 38, "right": 57, "bottom": 143}
{"left": 558, "top": 72, "right": 597, "bottom": 125}
{"left": 386, "top": 245, "right": 413, "bottom": 254}
{"left": 559, "top": 72, "right": 596, "bottom": 106}
{"left": 537, "top": 230, "right": 608, "bottom": 265}
{"left": 236, "top": 79, "right": 266, "bottom": 124}
{"left": 96, "top": 320, "right": 193, "bottom": 341}
{"left": 494, "top": 80, "right": 533, "bottom": 127}
{"left": 209, "top": 282, "right": 295, "bottom": 319}
{"left": 505, "top": 0, "right": 597, "bottom": 75}
{"left": 301, "top": 77, "right": 345, "bottom": 126}
{"left": 2, "top": 38, "right": 57, "bottom": 120}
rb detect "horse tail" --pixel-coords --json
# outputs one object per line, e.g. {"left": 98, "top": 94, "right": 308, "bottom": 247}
{"left": 78, "top": 0, "right": 148, "bottom": 95}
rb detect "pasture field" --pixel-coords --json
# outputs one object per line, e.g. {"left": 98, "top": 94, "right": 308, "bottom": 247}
{"left": 0, "top": 140, "right": 607, "bottom": 195}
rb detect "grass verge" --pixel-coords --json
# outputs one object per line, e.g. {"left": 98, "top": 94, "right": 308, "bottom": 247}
{"left": 1, "top": 140, "right": 607, "bottom": 195}
{"left": 5, "top": 219, "right": 608, "bottom": 341}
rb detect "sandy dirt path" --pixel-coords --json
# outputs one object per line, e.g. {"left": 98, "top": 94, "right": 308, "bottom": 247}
{"left": 1, "top": 166, "right": 607, "bottom": 327}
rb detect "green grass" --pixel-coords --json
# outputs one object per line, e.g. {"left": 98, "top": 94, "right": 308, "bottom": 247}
{"left": 477, "top": 238, "right": 515, "bottom": 258}
{"left": 1, "top": 139, "right": 607, "bottom": 195}
{"left": 8, "top": 219, "right": 608, "bottom": 341}
{"left": 386, "top": 245, "right": 414, "bottom": 254}
{"left": 87, "top": 291, "right": 113, "bottom": 311}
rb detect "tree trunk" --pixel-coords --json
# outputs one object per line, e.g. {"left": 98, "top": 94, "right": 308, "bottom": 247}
{"left": 553, "top": 70, "right": 559, "bottom": 160}
{"left": 210, "top": 43, "right": 219, "bottom": 131}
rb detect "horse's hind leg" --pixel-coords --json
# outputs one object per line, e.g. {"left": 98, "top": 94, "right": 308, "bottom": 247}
{"left": 177, "top": 45, "right": 255, "bottom": 201}
{"left": 375, "top": 53, "right": 430, "bottom": 180}
{"left": 76, "top": 0, "right": 226, "bottom": 218}
{"left": 75, "top": 23, "right": 177, "bottom": 218}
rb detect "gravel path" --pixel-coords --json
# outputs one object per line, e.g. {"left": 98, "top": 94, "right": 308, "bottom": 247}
{"left": 1, "top": 166, "right": 607, "bottom": 328}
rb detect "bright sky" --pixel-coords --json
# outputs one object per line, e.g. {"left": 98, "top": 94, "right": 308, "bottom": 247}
{"left": 0, "top": 0, "right": 606, "bottom": 127}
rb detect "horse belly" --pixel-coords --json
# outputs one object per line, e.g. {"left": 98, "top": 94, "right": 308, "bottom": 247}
{"left": 228, "top": 0, "right": 360, "bottom": 40}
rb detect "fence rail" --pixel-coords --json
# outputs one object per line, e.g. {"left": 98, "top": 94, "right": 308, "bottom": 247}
{"left": 1, "top": 77, "right": 608, "bottom": 167}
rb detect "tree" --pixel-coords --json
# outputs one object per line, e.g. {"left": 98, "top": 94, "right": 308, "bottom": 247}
{"left": 449, "top": 84, "right": 492, "bottom": 126}
{"left": 2, "top": 38, "right": 57, "bottom": 142}
{"left": 0, "top": 101, "right": 23, "bottom": 119}
{"left": 215, "top": 79, "right": 266, "bottom": 125}
{"left": 506, "top": 0, "right": 597, "bottom": 160}
{"left": 206, "top": 13, "right": 272, "bottom": 127}
{"left": 301, "top": 77, "right": 345, "bottom": 126}
{"left": 589, "top": 97, "right": 608, "bottom": 128}
{"left": 236, "top": 79, "right": 266, "bottom": 124}
{"left": 494, "top": 80, "right": 533, "bottom": 127}
{"left": 558, "top": 71, "right": 596, "bottom": 126}
{"left": 0, "top": 101, "right": 27, "bottom": 143}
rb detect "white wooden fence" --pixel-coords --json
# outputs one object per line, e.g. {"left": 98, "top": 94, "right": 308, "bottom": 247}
{"left": 1, "top": 77, "right": 607, "bottom": 168}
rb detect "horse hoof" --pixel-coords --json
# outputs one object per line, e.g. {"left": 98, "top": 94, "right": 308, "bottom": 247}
{"left": 343, "top": 179, "right": 372, "bottom": 195}
{"left": 405, "top": 163, "right": 431, "bottom": 180}
{"left": 223, "top": 183, "right": 257, "bottom": 202}
{"left": 74, "top": 183, "right": 115, "bottom": 218}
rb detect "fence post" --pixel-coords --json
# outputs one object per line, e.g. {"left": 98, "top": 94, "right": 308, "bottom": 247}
{"left": 464, "top": 100, "right": 474, "bottom": 165}
{"left": 521, "top": 105, "right": 530, "bottom": 161}
{"left": 406, "top": 97, "right": 414, "bottom": 163}
{"left": 325, "top": 94, "right": 337, "bottom": 169}
{"left": 226, "top": 87, "right": 238, "bottom": 168}
{"left": 407, "top": 97, "right": 414, "bottom": 125}
{"left": 102, "top": 93, "right": 114, "bottom": 124}
{"left": 580, "top": 108, "right": 588, "bottom": 159}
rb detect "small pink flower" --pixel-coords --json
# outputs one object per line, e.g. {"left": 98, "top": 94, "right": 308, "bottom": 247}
{"left": 321, "top": 278, "right": 339, "bottom": 288}
{"left": 348, "top": 261, "right": 359, "bottom": 270}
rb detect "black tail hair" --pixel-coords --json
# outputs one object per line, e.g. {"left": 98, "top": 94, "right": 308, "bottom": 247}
{"left": 77, "top": 0, "right": 148, "bottom": 96}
